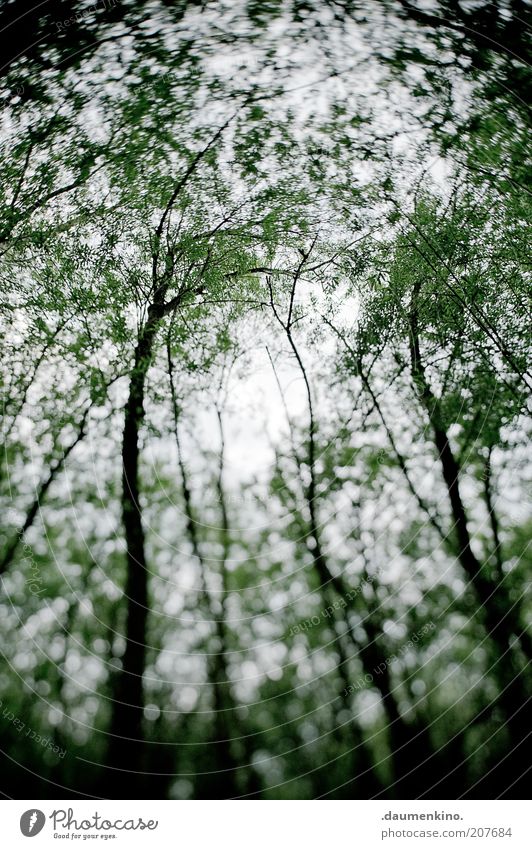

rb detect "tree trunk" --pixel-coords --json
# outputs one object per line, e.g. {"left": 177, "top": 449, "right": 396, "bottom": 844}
{"left": 105, "top": 310, "right": 161, "bottom": 796}
{"left": 408, "top": 288, "right": 531, "bottom": 793}
{"left": 409, "top": 291, "right": 530, "bottom": 663}
{"left": 277, "top": 295, "right": 430, "bottom": 796}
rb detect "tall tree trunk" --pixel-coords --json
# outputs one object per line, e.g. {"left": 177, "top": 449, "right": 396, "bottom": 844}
{"left": 482, "top": 445, "right": 532, "bottom": 658}
{"left": 408, "top": 286, "right": 530, "bottom": 662}
{"left": 270, "top": 273, "right": 432, "bottom": 796}
{"left": 268, "top": 345, "right": 383, "bottom": 796}
{"left": 106, "top": 309, "right": 162, "bottom": 795}
{"left": 204, "top": 405, "right": 241, "bottom": 797}
{"left": 408, "top": 286, "right": 531, "bottom": 793}
{"left": 105, "top": 125, "right": 230, "bottom": 790}
{"left": 167, "top": 351, "right": 246, "bottom": 797}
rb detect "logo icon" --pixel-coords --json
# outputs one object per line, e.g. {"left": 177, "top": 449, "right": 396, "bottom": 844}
{"left": 20, "top": 810, "right": 46, "bottom": 837}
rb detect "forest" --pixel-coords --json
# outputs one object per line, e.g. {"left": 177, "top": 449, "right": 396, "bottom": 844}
{"left": 0, "top": 0, "right": 530, "bottom": 800}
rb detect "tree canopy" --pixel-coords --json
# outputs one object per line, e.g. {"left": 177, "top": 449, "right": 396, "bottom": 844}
{"left": 0, "top": 0, "right": 530, "bottom": 800}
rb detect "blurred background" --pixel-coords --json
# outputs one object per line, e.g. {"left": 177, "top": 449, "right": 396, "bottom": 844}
{"left": 0, "top": 0, "right": 530, "bottom": 799}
